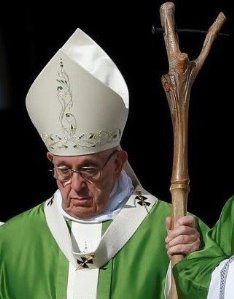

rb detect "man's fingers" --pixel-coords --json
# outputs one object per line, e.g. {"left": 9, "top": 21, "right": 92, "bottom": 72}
{"left": 167, "top": 239, "right": 200, "bottom": 256}
{"left": 174, "top": 215, "right": 195, "bottom": 228}
{"left": 165, "top": 215, "right": 200, "bottom": 257}
{"left": 166, "top": 232, "right": 200, "bottom": 248}
{"left": 166, "top": 226, "right": 197, "bottom": 243}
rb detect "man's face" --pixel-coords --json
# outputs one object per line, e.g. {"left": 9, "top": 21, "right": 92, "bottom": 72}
{"left": 48, "top": 149, "right": 127, "bottom": 219}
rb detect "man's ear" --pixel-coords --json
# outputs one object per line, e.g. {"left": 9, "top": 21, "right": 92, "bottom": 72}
{"left": 115, "top": 150, "right": 128, "bottom": 175}
{"left": 47, "top": 152, "right": 54, "bottom": 162}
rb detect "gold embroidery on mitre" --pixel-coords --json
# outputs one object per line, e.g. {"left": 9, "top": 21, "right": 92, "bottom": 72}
{"left": 57, "top": 58, "right": 77, "bottom": 138}
{"left": 41, "top": 129, "right": 121, "bottom": 150}
{"left": 41, "top": 58, "right": 121, "bottom": 150}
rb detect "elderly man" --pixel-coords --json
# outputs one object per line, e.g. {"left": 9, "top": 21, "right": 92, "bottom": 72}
{"left": 0, "top": 28, "right": 208, "bottom": 299}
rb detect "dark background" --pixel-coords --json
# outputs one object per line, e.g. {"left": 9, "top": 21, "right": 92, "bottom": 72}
{"left": 0, "top": 0, "right": 233, "bottom": 226}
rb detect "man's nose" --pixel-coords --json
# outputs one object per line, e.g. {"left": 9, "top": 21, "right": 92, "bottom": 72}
{"left": 65, "top": 171, "right": 87, "bottom": 190}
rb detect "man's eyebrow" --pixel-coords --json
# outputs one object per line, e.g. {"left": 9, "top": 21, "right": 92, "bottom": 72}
{"left": 54, "top": 158, "right": 101, "bottom": 166}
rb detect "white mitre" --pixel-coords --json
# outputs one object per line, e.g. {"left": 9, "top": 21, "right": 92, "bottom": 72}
{"left": 26, "top": 28, "right": 129, "bottom": 156}
{"left": 25, "top": 28, "right": 140, "bottom": 186}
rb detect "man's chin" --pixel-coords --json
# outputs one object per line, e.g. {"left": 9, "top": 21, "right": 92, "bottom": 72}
{"left": 67, "top": 206, "right": 96, "bottom": 219}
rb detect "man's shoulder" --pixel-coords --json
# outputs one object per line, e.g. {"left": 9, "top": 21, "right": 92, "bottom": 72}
{"left": 0, "top": 200, "right": 58, "bottom": 262}
{"left": 0, "top": 202, "right": 46, "bottom": 236}
{"left": 141, "top": 189, "right": 172, "bottom": 215}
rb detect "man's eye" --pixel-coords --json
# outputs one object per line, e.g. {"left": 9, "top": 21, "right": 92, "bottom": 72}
{"left": 58, "top": 168, "right": 70, "bottom": 174}
{"left": 81, "top": 167, "right": 98, "bottom": 175}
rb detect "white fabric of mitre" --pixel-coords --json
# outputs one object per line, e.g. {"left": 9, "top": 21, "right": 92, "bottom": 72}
{"left": 26, "top": 28, "right": 129, "bottom": 156}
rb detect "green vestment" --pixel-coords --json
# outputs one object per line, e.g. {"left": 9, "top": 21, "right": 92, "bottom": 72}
{"left": 174, "top": 195, "right": 234, "bottom": 299}
{"left": 0, "top": 196, "right": 208, "bottom": 299}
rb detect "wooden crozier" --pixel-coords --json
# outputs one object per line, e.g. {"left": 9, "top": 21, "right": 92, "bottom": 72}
{"left": 159, "top": 2, "right": 226, "bottom": 299}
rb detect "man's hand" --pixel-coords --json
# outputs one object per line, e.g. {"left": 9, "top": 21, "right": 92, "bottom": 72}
{"left": 165, "top": 215, "right": 200, "bottom": 257}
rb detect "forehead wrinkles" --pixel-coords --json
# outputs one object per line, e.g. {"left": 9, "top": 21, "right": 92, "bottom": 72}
{"left": 52, "top": 151, "right": 111, "bottom": 166}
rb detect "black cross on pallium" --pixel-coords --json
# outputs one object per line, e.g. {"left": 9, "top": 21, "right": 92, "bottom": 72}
{"left": 77, "top": 255, "right": 94, "bottom": 269}
{"left": 135, "top": 195, "right": 150, "bottom": 207}
{"left": 47, "top": 196, "right": 54, "bottom": 206}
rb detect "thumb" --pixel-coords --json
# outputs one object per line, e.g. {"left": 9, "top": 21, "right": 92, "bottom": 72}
{"left": 165, "top": 216, "right": 172, "bottom": 231}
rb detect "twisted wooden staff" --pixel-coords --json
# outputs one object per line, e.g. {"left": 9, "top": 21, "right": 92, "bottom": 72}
{"left": 159, "top": 2, "right": 226, "bottom": 298}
